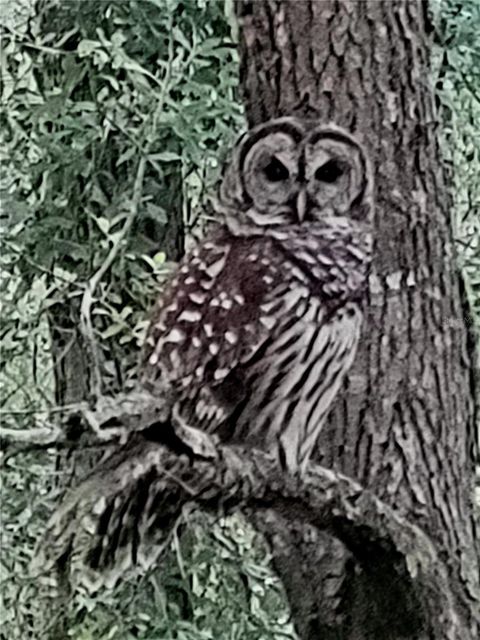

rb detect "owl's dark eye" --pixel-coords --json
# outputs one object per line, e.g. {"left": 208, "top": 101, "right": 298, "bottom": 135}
{"left": 315, "top": 160, "right": 344, "bottom": 183}
{"left": 263, "top": 157, "right": 289, "bottom": 182}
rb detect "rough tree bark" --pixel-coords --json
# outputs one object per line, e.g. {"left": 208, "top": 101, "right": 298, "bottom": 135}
{"left": 236, "top": 0, "right": 479, "bottom": 638}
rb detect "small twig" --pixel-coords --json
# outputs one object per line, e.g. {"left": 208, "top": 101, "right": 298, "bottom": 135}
{"left": 0, "top": 402, "right": 85, "bottom": 416}
{"left": 0, "top": 425, "right": 62, "bottom": 446}
{"left": 2, "top": 25, "right": 73, "bottom": 56}
{"left": 158, "top": 465, "right": 197, "bottom": 496}
{"left": 80, "top": 156, "right": 147, "bottom": 397}
{"left": 0, "top": 389, "right": 169, "bottom": 461}
{"left": 1, "top": 238, "right": 82, "bottom": 286}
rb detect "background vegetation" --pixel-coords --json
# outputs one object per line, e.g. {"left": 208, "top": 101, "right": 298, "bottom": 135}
{"left": 1, "top": 1, "right": 478, "bottom": 638}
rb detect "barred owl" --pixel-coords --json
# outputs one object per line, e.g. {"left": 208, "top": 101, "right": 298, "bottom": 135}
{"left": 39, "top": 119, "right": 373, "bottom": 584}
{"left": 142, "top": 117, "right": 373, "bottom": 474}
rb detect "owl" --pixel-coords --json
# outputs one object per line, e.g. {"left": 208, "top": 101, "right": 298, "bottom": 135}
{"left": 142, "top": 117, "right": 373, "bottom": 475}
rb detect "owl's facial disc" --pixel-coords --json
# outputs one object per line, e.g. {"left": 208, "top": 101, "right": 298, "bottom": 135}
{"left": 304, "top": 134, "right": 366, "bottom": 217}
{"left": 218, "top": 119, "right": 371, "bottom": 229}
{"left": 242, "top": 131, "right": 300, "bottom": 220}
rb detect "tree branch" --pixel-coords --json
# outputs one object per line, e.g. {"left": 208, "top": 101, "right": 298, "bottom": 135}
{"left": 16, "top": 388, "right": 476, "bottom": 638}
{"left": 0, "top": 389, "right": 169, "bottom": 462}
{"left": 0, "top": 381, "right": 470, "bottom": 638}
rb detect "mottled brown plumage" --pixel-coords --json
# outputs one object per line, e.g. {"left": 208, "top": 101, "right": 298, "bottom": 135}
{"left": 141, "top": 118, "right": 373, "bottom": 473}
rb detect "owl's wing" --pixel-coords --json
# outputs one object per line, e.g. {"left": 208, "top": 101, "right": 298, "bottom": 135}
{"left": 141, "top": 228, "right": 287, "bottom": 431}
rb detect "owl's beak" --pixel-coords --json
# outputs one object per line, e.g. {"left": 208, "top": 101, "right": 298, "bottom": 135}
{"left": 296, "top": 187, "right": 307, "bottom": 223}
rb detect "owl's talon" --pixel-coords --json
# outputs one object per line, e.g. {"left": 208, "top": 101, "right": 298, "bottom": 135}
{"left": 171, "top": 405, "right": 219, "bottom": 459}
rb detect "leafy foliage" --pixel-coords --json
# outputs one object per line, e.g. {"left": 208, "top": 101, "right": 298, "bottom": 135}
{"left": 61, "top": 514, "right": 294, "bottom": 640}
{"left": 433, "top": 0, "right": 480, "bottom": 331}
{"left": 1, "top": 0, "right": 243, "bottom": 395}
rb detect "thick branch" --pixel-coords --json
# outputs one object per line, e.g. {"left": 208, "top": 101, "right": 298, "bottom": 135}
{"left": 27, "top": 396, "right": 478, "bottom": 638}
{"left": 6, "top": 389, "right": 478, "bottom": 637}
{"left": 0, "top": 390, "right": 169, "bottom": 457}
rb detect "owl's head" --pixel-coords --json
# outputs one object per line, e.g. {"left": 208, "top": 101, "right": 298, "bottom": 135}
{"left": 216, "top": 117, "right": 373, "bottom": 230}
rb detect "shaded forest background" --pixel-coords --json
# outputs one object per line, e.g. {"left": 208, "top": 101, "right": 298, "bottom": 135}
{"left": 1, "top": 1, "right": 479, "bottom": 639}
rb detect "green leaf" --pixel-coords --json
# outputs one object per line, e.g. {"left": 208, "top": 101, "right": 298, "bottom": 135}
{"left": 94, "top": 216, "right": 110, "bottom": 235}
{"left": 145, "top": 202, "right": 167, "bottom": 224}
{"left": 77, "top": 39, "right": 101, "bottom": 57}
{"left": 148, "top": 151, "right": 182, "bottom": 162}
{"left": 101, "top": 323, "right": 124, "bottom": 339}
{"left": 116, "top": 146, "right": 136, "bottom": 166}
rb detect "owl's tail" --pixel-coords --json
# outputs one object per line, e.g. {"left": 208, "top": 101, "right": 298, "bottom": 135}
{"left": 33, "top": 434, "right": 189, "bottom": 592}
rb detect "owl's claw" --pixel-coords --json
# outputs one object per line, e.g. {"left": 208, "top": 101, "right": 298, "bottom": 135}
{"left": 171, "top": 405, "right": 219, "bottom": 459}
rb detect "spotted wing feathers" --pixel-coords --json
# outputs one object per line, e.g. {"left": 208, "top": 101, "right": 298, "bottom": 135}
{"left": 141, "top": 229, "right": 287, "bottom": 430}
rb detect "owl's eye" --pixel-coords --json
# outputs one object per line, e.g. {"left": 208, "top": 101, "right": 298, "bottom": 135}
{"left": 263, "top": 157, "right": 289, "bottom": 182}
{"left": 315, "top": 160, "right": 344, "bottom": 183}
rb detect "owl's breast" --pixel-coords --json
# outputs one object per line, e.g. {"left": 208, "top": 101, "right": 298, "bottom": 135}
{"left": 228, "top": 289, "right": 363, "bottom": 471}
{"left": 269, "top": 221, "right": 371, "bottom": 308}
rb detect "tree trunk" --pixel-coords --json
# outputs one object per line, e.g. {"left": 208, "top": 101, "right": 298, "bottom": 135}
{"left": 236, "top": 1, "right": 479, "bottom": 637}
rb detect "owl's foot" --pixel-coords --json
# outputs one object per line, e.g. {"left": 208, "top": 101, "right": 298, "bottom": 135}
{"left": 171, "top": 405, "right": 219, "bottom": 459}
